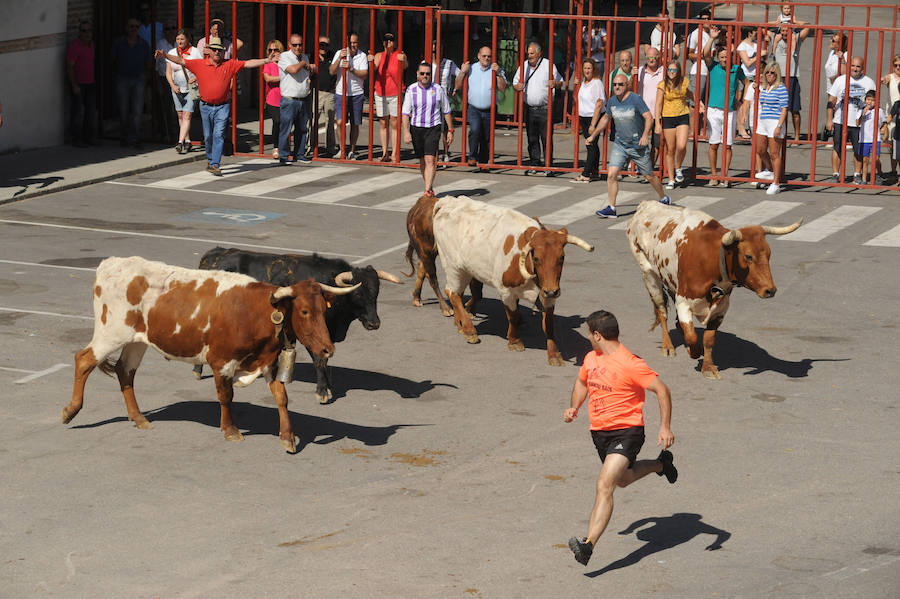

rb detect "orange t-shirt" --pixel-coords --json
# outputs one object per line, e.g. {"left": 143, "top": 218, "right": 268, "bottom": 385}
{"left": 578, "top": 344, "right": 658, "bottom": 431}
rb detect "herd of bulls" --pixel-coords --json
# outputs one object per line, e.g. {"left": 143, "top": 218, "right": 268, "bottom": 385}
{"left": 62, "top": 194, "right": 801, "bottom": 451}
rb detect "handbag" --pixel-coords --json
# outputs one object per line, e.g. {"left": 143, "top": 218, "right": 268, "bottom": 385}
{"left": 188, "top": 81, "right": 200, "bottom": 101}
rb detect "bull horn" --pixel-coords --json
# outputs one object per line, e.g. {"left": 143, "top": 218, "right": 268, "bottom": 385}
{"left": 518, "top": 243, "right": 536, "bottom": 280}
{"left": 376, "top": 269, "right": 402, "bottom": 284}
{"left": 762, "top": 219, "right": 803, "bottom": 236}
{"left": 334, "top": 271, "right": 354, "bottom": 287}
{"left": 566, "top": 234, "right": 595, "bottom": 252}
{"left": 319, "top": 282, "right": 361, "bottom": 295}
{"left": 721, "top": 229, "right": 743, "bottom": 246}
{"left": 272, "top": 286, "right": 294, "bottom": 301}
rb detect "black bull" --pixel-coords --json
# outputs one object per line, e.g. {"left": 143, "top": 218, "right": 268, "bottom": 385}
{"left": 194, "top": 247, "right": 401, "bottom": 403}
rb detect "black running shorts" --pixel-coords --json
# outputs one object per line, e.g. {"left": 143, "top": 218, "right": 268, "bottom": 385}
{"left": 410, "top": 124, "right": 442, "bottom": 158}
{"left": 591, "top": 426, "right": 645, "bottom": 467}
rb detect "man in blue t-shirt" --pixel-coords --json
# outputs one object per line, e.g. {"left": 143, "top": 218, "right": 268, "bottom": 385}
{"left": 585, "top": 74, "right": 672, "bottom": 218}
{"left": 702, "top": 25, "right": 745, "bottom": 186}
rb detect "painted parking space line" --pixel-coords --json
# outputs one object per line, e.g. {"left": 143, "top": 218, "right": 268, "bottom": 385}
{"left": 373, "top": 179, "right": 498, "bottom": 211}
{"left": 351, "top": 242, "right": 410, "bottom": 266}
{"left": 147, "top": 158, "right": 272, "bottom": 189}
{"left": 0, "top": 259, "right": 96, "bottom": 272}
{"left": 674, "top": 195, "right": 725, "bottom": 212}
{"left": 779, "top": 206, "right": 882, "bottom": 242}
{"left": 13, "top": 363, "right": 70, "bottom": 384}
{"left": 489, "top": 185, "right": 567, "bottom": 210}
{"left": 0, "top": 307, "right": 93, "bottom": 320}
{"left": 863, "top": 223, "right": 900, "bottom": 247}
{"left": 0, "top": 219, "right": 365, "bottom": 258}
{"left": 718, "top": 200, "right": 801, "bottom": 229}
{"left": 225, "top": 165, "right": 356, "bottom": 197}
{"left": 302, "top": 172, "right": 421, "bottom": 204}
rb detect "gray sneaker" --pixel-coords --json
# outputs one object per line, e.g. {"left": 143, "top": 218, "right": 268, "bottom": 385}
{"left": 568, "top": 537, "right": 593, "bottom": 565}
{"left": 830, "top": 173, "right": 840, "bottom": 183}
{"left": 852, "top": 174, "right": 863, "bottom": 185}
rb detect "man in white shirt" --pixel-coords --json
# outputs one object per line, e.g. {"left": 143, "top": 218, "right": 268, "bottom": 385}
{"left": 513, "top": 42, "right": 564, "bottom": 175}
{"left": 686, "top": 8, "right": 711, "bottom": 126}
{"left": 636, "top": 47, "right": 664, "bottom": 169}
{"left": 432, "top": 41, "right": 461, "bottom": 163}
{"left": 645, "top": 12, "right": 680, "bottom": 60}
{"left": 826, "top": 57, "right": 876, "bottom": 183}
{"left": 329, "top": 32, "right": 369, "bottom": 160}
{"left": 278, "top": 33, "right": 314, "bottom": 165}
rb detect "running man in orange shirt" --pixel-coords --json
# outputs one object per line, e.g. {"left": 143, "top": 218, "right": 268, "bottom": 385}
{"left": 564, "top": 310, "right": 677, "bottom": 566}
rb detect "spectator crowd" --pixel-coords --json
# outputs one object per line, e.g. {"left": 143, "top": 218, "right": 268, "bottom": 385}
{"left": 65, "top": 3, "right": 900, "bottom": 191}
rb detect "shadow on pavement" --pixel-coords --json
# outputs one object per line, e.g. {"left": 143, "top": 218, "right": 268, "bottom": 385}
{"left": 587, "top": 513, "right": 731, "bottom": 577}
{"left": 74, "top": 401, "right": 426, "bottom": 453}
{"left": 291, "top": 363, "right": 458, "bottom": 401}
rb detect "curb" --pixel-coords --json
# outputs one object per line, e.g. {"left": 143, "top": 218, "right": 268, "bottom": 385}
{"left": 0, "top": 153, "right": 208, "bottom": 207}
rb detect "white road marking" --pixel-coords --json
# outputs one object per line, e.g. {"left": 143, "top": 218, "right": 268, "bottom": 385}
{"left": 0, "top": 366, "right": 35, "bottom": 374}
{"left": 373, "top": 179, "right": 497, "bottom": 211}
{"left": 822, "top": 554, "right": 900, "bottom": 580}
{"left": 780, "top": 206, "right": 882, "bottom": 242}
{"left": 674, "top": 195, "right": 725, "bottom": 211}
{"left": 863, "top": 223, "right": 900, "bottom": 247}
{"left": 302, "top": 172, "right": 421, "bottom": 204}
{"left": 0, "top": 259, "right": 96, "bottom": 272}
{"left": 542, "top": 191, "right": 642, "bottom": 227}
{"left": 489, "top": 185, "right": 567, "bottom": 209}
{"left": 718, "top": 200, "right": 801, "bottom": 229}
{"left": 351, "top": 242, "right": 410, "bottom": 266}
{"left": 147, "top": 158, "right": 271, "bottom": 188}
{"left": 225, "top": 165, "right": 356, "bottom": 197}
{"left": 0, "top": 219, "right": 364, "bottom": 258}
{"left": 14, "top": 363, "right": 70, "bottom": 384}
{"left": 0, "top": 307, "right": 93, "bottom": 321}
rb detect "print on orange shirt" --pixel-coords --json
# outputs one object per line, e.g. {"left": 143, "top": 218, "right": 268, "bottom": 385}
{"left": 578, "top": 345, "right": 658, "bottom": 431}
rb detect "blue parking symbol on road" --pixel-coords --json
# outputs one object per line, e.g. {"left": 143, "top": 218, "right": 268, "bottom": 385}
{"left": 178, "top": 208, "right": 285, "bottom": 226}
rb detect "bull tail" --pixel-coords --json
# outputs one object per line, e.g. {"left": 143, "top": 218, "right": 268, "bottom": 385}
{"left": 403, "top": 240, "right": 417, "bottom": 278}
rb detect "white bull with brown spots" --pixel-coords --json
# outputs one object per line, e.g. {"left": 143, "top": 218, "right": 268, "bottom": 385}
{"left": 626, "top": 201, "right": 801, "bottom": 379}
{"left": 63, "top": 256, "right": 358, "bottom": 452}
{"left": 429, "top": 195, "right": 594, "bottom": 365}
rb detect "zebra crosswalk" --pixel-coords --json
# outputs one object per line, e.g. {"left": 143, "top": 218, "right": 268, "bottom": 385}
{"left": 124, "top": 162, "right": 900, "bottom": 248}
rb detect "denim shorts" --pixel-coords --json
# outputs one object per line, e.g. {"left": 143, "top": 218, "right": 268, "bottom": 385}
{"left": 608, "top": 141, "right": 654, "bottom": 175}
{"left": 171, "top": 90, "right": 195, "bottom": 113}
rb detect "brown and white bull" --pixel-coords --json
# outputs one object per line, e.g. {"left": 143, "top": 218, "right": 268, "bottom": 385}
{"left": 407, "top": 195, "right": 594, "bottom": 366}
{"left": 626, "top": 201, "right": 801, "bottom": 379}
{"left": 62, "top": 256, "right": 359, "bottom": 452}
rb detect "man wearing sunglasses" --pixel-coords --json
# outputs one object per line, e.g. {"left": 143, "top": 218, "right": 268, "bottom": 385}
{"left": 402, "top": 62, "right": 454, "bottom": 196}
{"left": 158, "top": 37, "right": 273, "bottom": 175}
{"left": 278, "top": 34, "right": 314, "bottom": 165}
{"left": 586, "top": 74, "right": 672, "bottom": 218}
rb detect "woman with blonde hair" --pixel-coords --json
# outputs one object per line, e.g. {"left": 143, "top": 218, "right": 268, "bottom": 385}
{"left": 754, "top": 62, "right": 788, "bottom": 194}
{"left": 166, "top": 29, "right": 202, "bottom": 154}
{"left": 655, "top": 60, "right": 691, "bottom": 189}
{"left": 261, "top": 39, "right": 284, "bottom": 158}
{"left": 575, "top": 57, "right": 606, "bottom": 181}
{"left": 879, "top": 54, "right": 900, "bottom": 177}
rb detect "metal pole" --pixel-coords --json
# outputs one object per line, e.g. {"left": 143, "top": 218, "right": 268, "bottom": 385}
{"left": 313, "top": 7, "right": 320, "bottom": 160}
{"left": 489, "top": 14, "right": 498, "bottom": 169}
{"left": 546, "top": 17, "right": 555, "bottom": 171}
{"left": 340, "top": 7, "right": 347, "bottom": 159}
{"left": 870, "top": 30, "right": 884, "bottom": 185}
{"left": 258, "top": 2, "right": 264, "bottom": 156}
{"left": 461, "top": 14, "right": 470, "bottom": 165}
{"left": 367, "top": 7, "right": 375, "bottom": 163}
{"left": 838, "top": 30, "right": 853, "bottom": 182}
{"left": 230, "top": 1, "right": 237, "bottom": 155}
{"left": 395, "top": 8, "right": 403, "bottom": 164}
{"left": 516, "top": 15, "right": 525, "bottom": 169}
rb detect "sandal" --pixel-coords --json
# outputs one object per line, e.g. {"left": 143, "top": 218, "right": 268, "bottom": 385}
{"left": 380, "top": 155, "right": 392, "bottom": 163}
{"left": 572, "top": 175, "right": 591, "bottom": 182}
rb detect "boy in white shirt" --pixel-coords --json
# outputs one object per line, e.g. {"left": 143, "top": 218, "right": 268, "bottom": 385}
{"left": 857, "top": 90, "right": 889, "bottom": 185}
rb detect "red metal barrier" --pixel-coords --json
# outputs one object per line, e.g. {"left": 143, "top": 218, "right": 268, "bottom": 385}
{"left": 178, "top": 0, "right": 897, "bottom": 190}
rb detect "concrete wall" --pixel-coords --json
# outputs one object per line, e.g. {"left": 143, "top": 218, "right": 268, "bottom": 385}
{"left": 0, "top": 1, "right": 69, "bottom": 153}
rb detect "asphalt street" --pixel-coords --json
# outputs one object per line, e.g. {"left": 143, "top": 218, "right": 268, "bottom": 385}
{"left": 0, "top": 159, "right": 898, "bottom": 598}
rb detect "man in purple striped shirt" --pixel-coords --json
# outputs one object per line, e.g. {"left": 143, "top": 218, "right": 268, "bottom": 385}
{"left": 403, "top": 61, "right": 454, "bottom": 196}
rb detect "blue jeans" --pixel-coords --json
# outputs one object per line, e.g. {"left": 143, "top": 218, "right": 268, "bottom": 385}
{"left": 116, "top": 76, "right": 144, "bottom": 143}
{"left": 278, "top": 96, "right": 311, "bottom": 160}
{"left": 200, "top": 101, "right": 230, "bottom": 167}
{"left": 467, "top": 106, "right": 491, "bottom": 163}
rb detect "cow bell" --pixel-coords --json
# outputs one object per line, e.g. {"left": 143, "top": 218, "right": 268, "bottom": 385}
{"left": 276, "top": 348, "right": 296, "bottom": 384}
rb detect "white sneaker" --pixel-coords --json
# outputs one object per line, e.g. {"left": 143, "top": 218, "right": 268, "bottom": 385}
{"left": 674, "top": 168, "right": 684, "bottom": 183}
{"left": 666, "top": 179, "right": 676, "bottom": 190}
{"left": 766, "top": 183, "right": 781, "bottom": 195}
{"left": 757, "top": 170, "right": 774, "bottom": 180}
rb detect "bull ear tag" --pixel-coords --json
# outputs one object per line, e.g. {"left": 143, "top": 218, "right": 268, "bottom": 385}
{"left": 326, "top": 300, "right": 332, "bottom": 309}
{"left": 271, "top": 310, "right": 284, "bottom": 325}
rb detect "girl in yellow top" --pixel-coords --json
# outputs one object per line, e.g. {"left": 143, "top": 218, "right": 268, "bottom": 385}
{"left": 655, "top": 60, "right": 691, "bottom": 189}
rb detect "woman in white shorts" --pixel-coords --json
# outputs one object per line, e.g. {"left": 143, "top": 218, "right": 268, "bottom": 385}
{"left": 370, "top": 33, "right": 407, "bottom": 162}
{"left": 754, "top": 63, "right": 789, "bottom": 194}
{"left": 736, "top": 26, "right": 760, "bottom": 138}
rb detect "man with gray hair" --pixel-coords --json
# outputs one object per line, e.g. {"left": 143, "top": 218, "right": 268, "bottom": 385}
{"left": 513, "top": 41, "right": 564, "bottom": 175}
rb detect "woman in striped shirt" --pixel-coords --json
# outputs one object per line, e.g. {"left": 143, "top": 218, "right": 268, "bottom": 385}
{"left": 754, "top": 62, "right": 789, "bottom": 195}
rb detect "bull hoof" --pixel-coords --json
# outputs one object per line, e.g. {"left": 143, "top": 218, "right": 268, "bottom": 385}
{"left": 131, "top": 416, "right": 153, "bottom": 430}
{"left": 661, "top": 346, "right": 676, "bottom": 357}
{"left": 317, "top": 389, "right": 333, "bottom": 404}
{"left": 280, "top": 434, "right": 298, "bottom": 453}
{"left": 224, "top": 428, "right": 244, "bottom": 442}
{"left": 464, "top": 334, "right": 480, "bottom": 344}
{"left": 702, "top": 366, "right": 722, "bottom": 380}
{"left": 548, "top": 354, "right": 565, "bottom": 367}
{"left": 687, "top": 347, "right": 702, "bottom": 360}
{"left": 192, "top": 366, "right": 203, "bottom": 380}
{"left": 441, "top": 307, "right": 454, "bottom": 317}
{"left": 507, "top": 340, "right": 525, "bottom": 352}
{"left": 412, "top": 297, "right": 423, "bottom": 307}
{"left": 61, "top": 405, "right": 80, "bottom": 424}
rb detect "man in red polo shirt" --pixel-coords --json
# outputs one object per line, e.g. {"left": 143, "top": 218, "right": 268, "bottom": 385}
{"left": 67, "top": 20, "right": 96, "bottom": 147}
{"left": 563, "top": 309, "right": 677, "bottom": 567}
{"left": 157, "top": 37, "right": 272, "bottom": 175}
